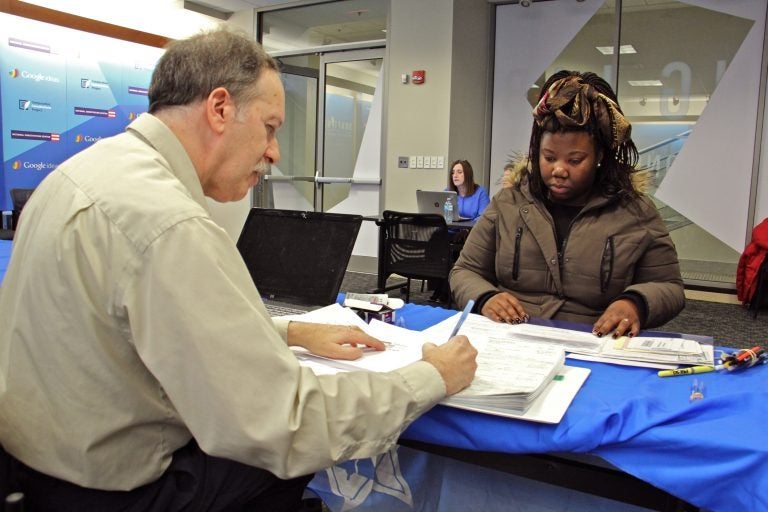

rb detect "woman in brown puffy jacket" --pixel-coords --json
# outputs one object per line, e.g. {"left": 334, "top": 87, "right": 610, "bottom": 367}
{"left": 450, "top": 70, "right": 684, "bottom": 338}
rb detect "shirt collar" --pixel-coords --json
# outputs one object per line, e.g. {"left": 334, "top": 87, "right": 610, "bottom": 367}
{"left": 127, "top": 113, "right": 209, "bottom": 212}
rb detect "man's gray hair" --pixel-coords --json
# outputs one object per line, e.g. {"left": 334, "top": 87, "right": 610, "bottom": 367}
{"left": 148, "top": 27, "right": 279, "bottom": 113}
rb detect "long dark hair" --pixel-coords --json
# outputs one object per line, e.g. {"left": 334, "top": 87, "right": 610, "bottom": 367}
{"left": 448, "top": 159, "right": 477, "bottom": 196}
{"left": 525, "top": 70, "right": 639, "bottom": 202}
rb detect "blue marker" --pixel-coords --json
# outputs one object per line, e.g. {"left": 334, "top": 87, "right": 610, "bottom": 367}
{"left": 449, "top": 299, "right": 475, "bottom": 339}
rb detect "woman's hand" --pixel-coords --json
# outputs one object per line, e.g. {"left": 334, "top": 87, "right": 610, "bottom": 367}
{"left": 287, "top": 322, "right": 385, "bottom": 360}
{"left": 592, "top": 299, "right": 640, "bottom": 338}
{"left": 480, "top": 292, "right": 529, "bottom": 324}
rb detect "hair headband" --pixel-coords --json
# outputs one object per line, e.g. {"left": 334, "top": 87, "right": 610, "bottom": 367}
{"left": 532, "top": 76, "right": 631, "bottom": 150}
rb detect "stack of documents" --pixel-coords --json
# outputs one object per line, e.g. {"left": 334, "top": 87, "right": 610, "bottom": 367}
{"left": 423, "top": 314, "right": 590, "bottom": 422}
{"left": 286, "top": 305, "right": 590, "bottom": 424}
{"left": 443, "top": 339, "right": 564, "bottom": 413}
{"left": 507, "top": 323, "right": 714, "bottom": 367}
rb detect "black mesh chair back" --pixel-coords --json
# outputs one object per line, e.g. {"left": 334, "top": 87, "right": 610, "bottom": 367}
{"left": 9, "top": 188, "right": 35, "bottom": 231}
{"left": 379, "top": 210, "right": 452, "bottom": 303}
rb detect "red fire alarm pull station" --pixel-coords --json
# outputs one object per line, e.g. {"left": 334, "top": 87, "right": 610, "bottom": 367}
{"left": 412, "top": 70, "right": 426, "bottom": 84}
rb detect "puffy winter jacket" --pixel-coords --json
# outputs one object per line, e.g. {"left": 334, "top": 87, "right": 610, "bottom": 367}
{"left": 450, "top": 183, "right": 684, "bottom": 328}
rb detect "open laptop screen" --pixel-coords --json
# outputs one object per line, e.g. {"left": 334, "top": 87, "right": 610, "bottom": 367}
{"left": 236, "top": 208, "right": 362, "bottom": 307}
{"left": 416, "top": 190, "right": 470, "bottom": 221}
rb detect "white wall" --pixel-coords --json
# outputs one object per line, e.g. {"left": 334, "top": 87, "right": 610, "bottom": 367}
{"left": 384, "top": 0, "right": 491, "bottom": 214}
{"left": 384, "top": 0, "right": 453, "bottom": 213}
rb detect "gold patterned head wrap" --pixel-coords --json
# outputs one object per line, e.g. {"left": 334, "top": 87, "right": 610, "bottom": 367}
{"left": 532, "top": 75, "right": 631, "bottom": 150}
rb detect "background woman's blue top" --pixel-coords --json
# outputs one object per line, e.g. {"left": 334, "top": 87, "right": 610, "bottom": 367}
{"left": 455, "top": 186, "right": 490, "bottom": 220}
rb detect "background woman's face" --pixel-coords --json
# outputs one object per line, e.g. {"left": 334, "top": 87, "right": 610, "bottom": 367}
{"left": 538, "top": 131, "right": 600, "bottom": 205}
{"left": 452, "top": 164, "right": 465, "bottom": 187}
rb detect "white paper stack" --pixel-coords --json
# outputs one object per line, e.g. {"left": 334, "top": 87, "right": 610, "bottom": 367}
{"left": 443, "top": 339, "right": 565, "bottom": 413}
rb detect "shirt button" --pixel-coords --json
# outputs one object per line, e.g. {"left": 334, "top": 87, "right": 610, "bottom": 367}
{"left": 565, "top": 258, "right": 570, "bottom": 262}
{"left": 522, "top": 208, "right": 528, "bottom": 214}
{"left": 550, "top": 258, "right": 556, "bottom": 264}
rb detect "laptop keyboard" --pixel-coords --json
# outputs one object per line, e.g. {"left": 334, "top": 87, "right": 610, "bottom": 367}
{"left": 265, "top": 303, "right": 308, "bottom": 317}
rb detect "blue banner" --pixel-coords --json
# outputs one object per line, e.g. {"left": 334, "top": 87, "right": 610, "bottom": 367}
{"left": 0, "top": 13, "right": 162, "bottom": 211}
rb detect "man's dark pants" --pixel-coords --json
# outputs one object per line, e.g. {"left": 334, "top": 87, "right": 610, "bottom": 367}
{"left": 0, "top": 440, "right": 312, "bottom": 511}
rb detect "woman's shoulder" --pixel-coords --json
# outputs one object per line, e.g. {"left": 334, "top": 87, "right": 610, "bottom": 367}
{"left": 474, "top": 185, "right": 490, "bottom": 198}
{"left": 490, "top": 185, "right": 534, "bottom": 211}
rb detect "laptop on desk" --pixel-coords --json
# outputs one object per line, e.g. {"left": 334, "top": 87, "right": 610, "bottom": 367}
{"left": 236, "top": 208, "right": 363, "bottom": 316}
{"left": 416, "top": 190, "right": 470, "bottom": 221}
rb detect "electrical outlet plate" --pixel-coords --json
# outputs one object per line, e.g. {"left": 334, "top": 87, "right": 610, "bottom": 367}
{"left": 398, "top": 156, "right": 409, "bottom": 168}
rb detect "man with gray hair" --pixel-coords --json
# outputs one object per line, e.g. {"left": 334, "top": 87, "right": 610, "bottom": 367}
{"left": 0, "top": 28, "right": 477, "bottom": 511}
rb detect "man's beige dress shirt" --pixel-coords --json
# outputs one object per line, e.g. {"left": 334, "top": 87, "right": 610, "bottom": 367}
{"left": 0, "top": 114, "right": 445, "bottom": 490}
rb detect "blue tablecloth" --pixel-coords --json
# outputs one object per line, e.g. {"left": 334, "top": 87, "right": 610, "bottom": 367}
{"left": 390, "top": 303, "right": 768, "bottom": 512}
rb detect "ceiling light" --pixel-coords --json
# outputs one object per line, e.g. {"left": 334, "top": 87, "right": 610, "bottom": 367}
{"left": 596, "top": 45, "right": 637, "bottom": 55}
{"left": 520, "top": 0, "right": 531, "bottom": 6}
{"left": 628, "top": 79, "right": 663, "bottom": 87}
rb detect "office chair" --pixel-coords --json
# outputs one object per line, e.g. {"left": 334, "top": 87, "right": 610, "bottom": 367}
{"left": 377, "top": 210, "right": 453, "bottom": 304}
{"left": 0, "top": 188, "right": 35, "bottom": 240}
{"left": 10, "top": 188, "right": 35, "bottom": 231}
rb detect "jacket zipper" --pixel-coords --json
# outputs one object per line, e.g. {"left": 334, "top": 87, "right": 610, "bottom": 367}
{"left": 600, "top": 236, "right": 614, "bottom": 292}
{"left": 513, "top": 227, "right": 522, "bottom": 280}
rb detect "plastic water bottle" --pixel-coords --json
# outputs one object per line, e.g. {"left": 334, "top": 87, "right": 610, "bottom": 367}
{"left": 443, "top": 196, "right": 454, "bottom": 224}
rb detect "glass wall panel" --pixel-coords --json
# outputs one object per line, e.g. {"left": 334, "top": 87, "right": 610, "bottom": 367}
{"left": 493, "top": 0, "right": 766, "bottom": 289}
{"left": 322, "top": 59, "right": 380, "bottom": 211}
{"left": 618, "top": 1, "right": 756, "bottom": 287}
{"left": 533, "top": 0, "right": 617, "bottom": 98}
{"left": 261, "top": 0, "right": 387, "bottom": 53}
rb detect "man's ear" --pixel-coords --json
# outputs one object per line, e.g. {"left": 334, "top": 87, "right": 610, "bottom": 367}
{"left": 206, "top": 87, "right": 233, "bottom": 134}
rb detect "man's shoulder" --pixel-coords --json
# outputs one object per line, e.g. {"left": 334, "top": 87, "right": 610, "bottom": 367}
{"left": 57, "top": 134, "right": 209, "bottom": 250}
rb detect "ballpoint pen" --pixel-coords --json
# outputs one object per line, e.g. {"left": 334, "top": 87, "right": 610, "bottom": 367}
{"left": 449, "top": 299, "right": 475, "bottom": 340}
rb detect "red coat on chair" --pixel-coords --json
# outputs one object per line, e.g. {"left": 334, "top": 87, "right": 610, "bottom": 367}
{"left": 736, "top": 218, "right": 768, "bottom": 304}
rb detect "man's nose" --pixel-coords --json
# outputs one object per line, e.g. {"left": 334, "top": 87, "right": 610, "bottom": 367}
{"left": 264, "top": 139, "right": 280, "bottom": 165}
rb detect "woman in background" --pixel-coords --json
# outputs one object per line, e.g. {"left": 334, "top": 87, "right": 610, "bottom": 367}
{"left": 448, "top": 159, "right": 490, "bottom": 220}
{"left": 450, "top": 71, "right": 684, "bottom": 337}
{"left": 428, "top": 160, "right": 489, "bottom": 303}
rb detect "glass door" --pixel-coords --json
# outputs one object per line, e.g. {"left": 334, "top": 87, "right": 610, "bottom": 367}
{"left": 253, "top": 55, "right": 318, "bottom": 210}
{"left": 316, "top": 49, "right": 384, "bottom": 213}
{"left": 257, "top": 49, "right": 384, "bottom": 214}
